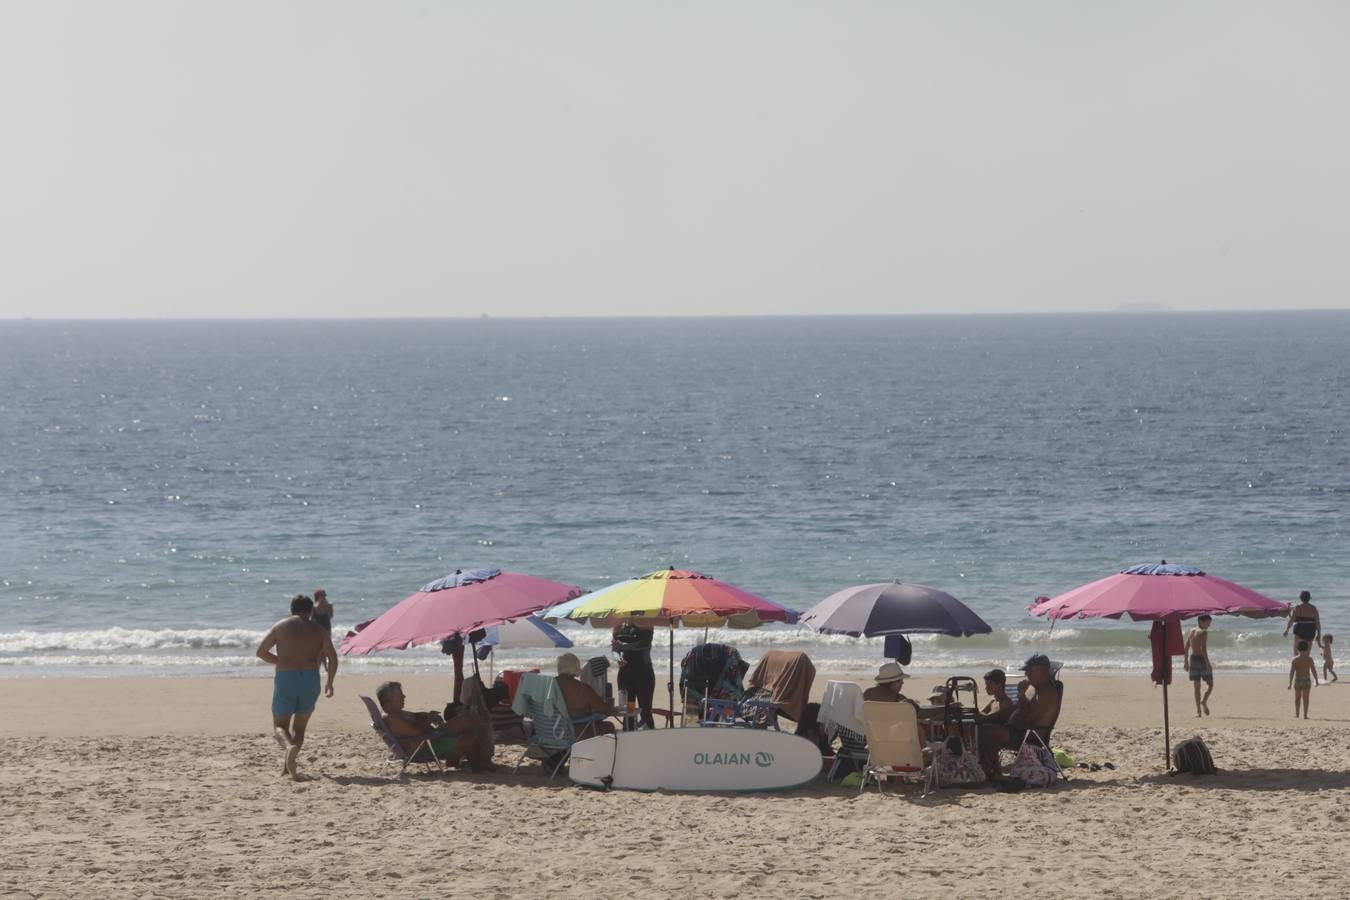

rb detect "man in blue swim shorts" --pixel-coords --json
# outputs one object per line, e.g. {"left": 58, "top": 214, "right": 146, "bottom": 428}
{"left": 256, "top": 594, "right": 338, "bottom": 779}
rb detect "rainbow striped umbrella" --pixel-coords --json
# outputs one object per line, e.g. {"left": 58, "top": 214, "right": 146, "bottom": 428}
{"left": 540, "top": 568, "right": 798, "bottom": 722}
{"left": 542, "top": 567, "right": 798, "bottom": 629}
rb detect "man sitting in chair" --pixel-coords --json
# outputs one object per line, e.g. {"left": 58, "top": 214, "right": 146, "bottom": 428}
{"left": 555, "top": 653, "right": 617, "bottom": 738}
{"left": 977, "top": 654, "right": 1061, "bottom": 778}
{"left": 863, "top": 662, "right": 921, "bottom": 707}
{"left": 376, "top": 681, "right": 496, "bottom": 771}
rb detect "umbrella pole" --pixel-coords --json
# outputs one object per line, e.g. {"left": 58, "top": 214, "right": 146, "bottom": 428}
{"left": 668, "top": 621, "right": 675, "bottom": 728}
{"left": 1163, "top": 681, "right": 1171, "bottom": 771}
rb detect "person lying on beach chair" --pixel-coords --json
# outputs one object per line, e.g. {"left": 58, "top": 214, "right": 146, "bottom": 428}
{"left": 555, "top": 653, "right": 617, "bottom": 738}
{"left": 977, "top": 654, "right": 1061, "bottom": 778}
{"left": 376, "top": 681, "right": 496, "bottom": 772}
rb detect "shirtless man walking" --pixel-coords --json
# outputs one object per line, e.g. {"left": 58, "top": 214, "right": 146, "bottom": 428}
{"left": 1184, "top": 615, "right": 1214, "bottom": 717}
{"left": 256, "top": 594, "right": 338, "bottom": 779}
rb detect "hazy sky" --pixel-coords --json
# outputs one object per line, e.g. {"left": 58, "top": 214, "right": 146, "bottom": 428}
{"left": 3, "top": 2, "right": 1348, "bottom": 318}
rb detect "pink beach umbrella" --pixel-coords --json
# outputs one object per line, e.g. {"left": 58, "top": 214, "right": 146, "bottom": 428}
{"left": 340, "top": 568, "right": 584, "bottom": 656}
{"left": 1029, "top": 562, "right": 1289, "bottom": 769}
{"left": 1028, "top": 563, "right": 1290, "bottom": 623}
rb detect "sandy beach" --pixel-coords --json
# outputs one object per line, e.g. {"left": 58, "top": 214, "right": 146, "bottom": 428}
{"left": 1, "top": 670, "right": 1347, "bottom": 899}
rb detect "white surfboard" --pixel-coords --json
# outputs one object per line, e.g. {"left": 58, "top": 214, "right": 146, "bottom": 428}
{"left": 568, "top": 728, "right": 822, "bottom": 792}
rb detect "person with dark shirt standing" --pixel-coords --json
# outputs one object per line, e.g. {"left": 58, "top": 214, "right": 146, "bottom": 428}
{"left": 612, "top": 620, "right": 656, "bottom": 729}
{"left": 312, "top": 588, "right": 333, "bottom": 632}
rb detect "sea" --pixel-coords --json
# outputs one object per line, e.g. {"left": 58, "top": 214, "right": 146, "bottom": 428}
{"left": 2, "top": 313, "right": 1346, "bottom": 679}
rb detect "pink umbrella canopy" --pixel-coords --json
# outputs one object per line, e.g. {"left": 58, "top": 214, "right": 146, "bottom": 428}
{"left": 1029, "top": 562, "right": 1289, "bottom": 623}
{"left": 339, "top": 568, "right": 584, "bottom": 656}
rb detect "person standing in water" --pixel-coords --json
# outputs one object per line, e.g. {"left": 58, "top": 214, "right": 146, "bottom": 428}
{"left": 312, "top": 588, "right": 333, "bottom": 632}
{"left": 255, "top": 594, "right": 338, "bottom": 779}
{"left": 1284, "top": 591, "right": 1321, "bottom": 655}
{"left": 1183, "top": 615, "right": 1214, "bottom": 717}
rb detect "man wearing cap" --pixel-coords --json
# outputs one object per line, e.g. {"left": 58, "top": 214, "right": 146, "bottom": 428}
{"left": 978, "top": 654, "right": 1061, "bottom": 778}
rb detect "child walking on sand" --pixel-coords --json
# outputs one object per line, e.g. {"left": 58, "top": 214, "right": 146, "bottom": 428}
{"left": 1289, "top": 641, "right": 1319, "bottom": 718}
{"left": 1321, "top": 635, "right": 1337, "bottom": 683}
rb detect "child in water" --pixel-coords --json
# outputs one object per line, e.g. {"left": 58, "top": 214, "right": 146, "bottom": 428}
{"left": 1321, "top": 635, "right": 1337, "bottom": 684}
{"left": 1289, "top": 641, "right": 1320, "bottom": 718}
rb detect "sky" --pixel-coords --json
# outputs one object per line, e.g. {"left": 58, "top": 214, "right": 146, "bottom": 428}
{"left": 2, "top": 2, "right": 1348, "bottom": 319}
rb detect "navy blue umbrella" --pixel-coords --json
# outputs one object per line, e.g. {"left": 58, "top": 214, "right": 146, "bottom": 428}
{"left": 799, "top": 581, "right": 992, "bottom": 638}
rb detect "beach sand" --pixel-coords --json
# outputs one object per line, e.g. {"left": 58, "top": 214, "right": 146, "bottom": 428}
{"left": 1, "top": 670, "right": 1347, "bottom": 899}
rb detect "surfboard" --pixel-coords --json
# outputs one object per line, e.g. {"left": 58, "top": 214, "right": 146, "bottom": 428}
{"left": 568, "top": 727, "right": 823, "bottom": 792}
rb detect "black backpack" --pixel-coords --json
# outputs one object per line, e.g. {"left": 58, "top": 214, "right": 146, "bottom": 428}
{"left": 1172, "top": 737, "right": 1217, "bottom": 775}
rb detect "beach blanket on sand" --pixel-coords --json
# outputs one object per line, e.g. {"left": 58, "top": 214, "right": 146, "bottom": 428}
{"left": 746, "top": 651, "right": 815, "bottom": 722}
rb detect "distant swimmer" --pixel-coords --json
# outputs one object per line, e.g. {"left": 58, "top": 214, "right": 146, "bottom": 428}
{"left": 256, "top": 594, "right": 338, "bottom": 779}
{"left": 1284, "top": 591, "right": 1321, "bottom": 656}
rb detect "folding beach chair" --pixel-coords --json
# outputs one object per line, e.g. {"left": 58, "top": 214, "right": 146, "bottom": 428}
{"left": 860, "top": 701, "right": 934, "bottom": 796}
{"left": 819, "top": 681, "right": 868, "bottom": 782}
{"left": 510, "top": 673, "right": 583, "bottom": 780}
{"left": 359, "top": 695, "right": 446, "bottom": 778}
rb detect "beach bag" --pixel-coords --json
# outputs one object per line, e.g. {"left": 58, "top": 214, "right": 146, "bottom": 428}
{"left": 934, "top": 735, "right": 987, "bottom": 786}
{"left": 1172, "top": 737, "right": 1216, "bottom": 775}
{"left": 1010, "top": 741, "right": 1057, "bottom": 787}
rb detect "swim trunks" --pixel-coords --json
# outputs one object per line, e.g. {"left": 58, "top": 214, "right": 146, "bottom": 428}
{"left": 409, "top": 733, "right": 460, "bottom": 763}
{"left": 272, "top": 668, "right": 321, "bottom": 717}
{"left": 1188, "top": 654, "right": 1213, "bottom": 684}
{"left": 1294, "top": 674, "right": 1313, "bottom": 691}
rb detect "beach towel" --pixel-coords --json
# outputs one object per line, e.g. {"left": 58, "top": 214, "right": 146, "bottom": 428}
{"left": 819, "top": 680, "right": 866, "bottom": 738}
{"left": 746, "top": 650, "right": 815, "bottom": 722}
{"left": 458, "top": 673, "right": 496, "bottom": 759}
{"left": 511, "top": 672, "right": 567, "bottom": 720}
{"left": 680, "top": 643, "right": 748, "bottom": 706}
{"left": 1150, "top": 620, "right": 1184, "bottom": 685}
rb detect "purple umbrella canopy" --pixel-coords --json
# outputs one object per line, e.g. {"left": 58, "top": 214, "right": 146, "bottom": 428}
{"left": 799, "top": 581, "right": 992, "bottom": 638}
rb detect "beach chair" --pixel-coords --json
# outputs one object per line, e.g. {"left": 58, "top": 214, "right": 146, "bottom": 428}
{"left": 582, "top": 657, "right": 610, "bottom": 701}
{"left": 860, "top": 701, "right": 934, "bottom": 795}
{"left": 510, "top": 673, "right": 583, "bottom": 780}
{"left": 819, "top": 681, "right": 868, "bottom": 782}
{"left": 698, "top": 696, "right": 780, "bottom": 730}
{"left": 359, "top": 695, "right": 446, "bottom": 777}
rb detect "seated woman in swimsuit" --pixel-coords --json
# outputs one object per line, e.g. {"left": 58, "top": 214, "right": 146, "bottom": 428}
{"left": 554, "top": 653, "right": 617, "bottom": 738}
{"left": 978, "top": 654, "right": 1061, "bottom": 778}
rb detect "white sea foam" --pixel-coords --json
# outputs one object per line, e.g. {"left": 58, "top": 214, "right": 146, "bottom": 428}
{"left": 0, "top": 620, "right": 1297, "bottom": 674}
